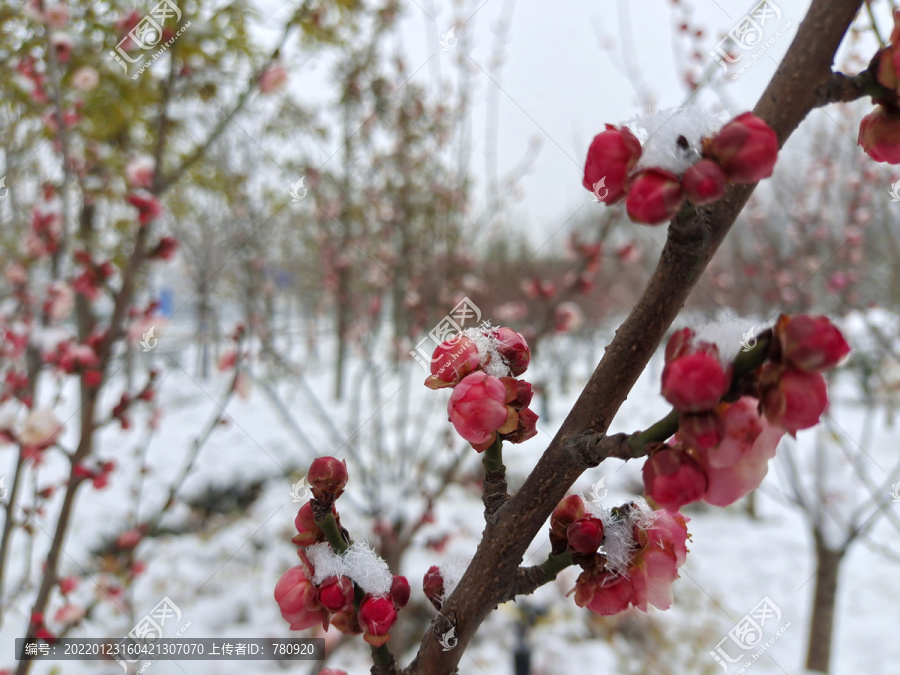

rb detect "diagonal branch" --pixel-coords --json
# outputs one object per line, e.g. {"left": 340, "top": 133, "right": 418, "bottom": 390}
{"left": 401, "top": 1, "right": 868, "bottom": 672}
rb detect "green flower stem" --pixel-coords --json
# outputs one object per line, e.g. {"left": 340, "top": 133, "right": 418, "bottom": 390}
{"left": 627, "top": 408, "right": 680, "bottom": 457}
{"left": 731, "top": 332, "right": 771, "bottom": 381}
{"left": 539, "top": 550, "right": 573, "bottom": 581}
{"left": 316, "top": 511, "right": 349, "bottom": 553}
{"left": 371, "top": 643, "right": 394, "bottom": 666}
{"left": 482, "top": 436, "right": 505, "bottom": 475}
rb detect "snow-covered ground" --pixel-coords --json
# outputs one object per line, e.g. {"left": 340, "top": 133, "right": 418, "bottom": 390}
{"left": 1, "top": 315, "right": 898, "bottom": 675}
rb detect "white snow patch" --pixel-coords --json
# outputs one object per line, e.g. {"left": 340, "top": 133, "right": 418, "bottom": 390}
{"left": 305, "top": 541, "right": 393, "bottom": 596}
{"left": 627, "top": 108, "right": 725, "bottom": 176}
{"left": 693, "top": 317, "right": 768, "bottom": 362}
{"left": 439, "top": 557, "right": 472, "bottom": 601}
{"left": 464, "top": 323, "right": 510, "bottom": 378}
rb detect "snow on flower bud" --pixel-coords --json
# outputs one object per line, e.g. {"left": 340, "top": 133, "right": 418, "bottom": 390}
{"left": 775, "top": 314, "right": 850, "bottom": 372}
{"left": 425, "top": 335, "right": 481, "bottom": 389}
{"left": 566, "top": 516, "right": 605, "bottom": 554}
{"left": 706, "top": 112, "right": 778, "bottom": 183}
{"left": 492, "top": 327, "right": 531, "bottom": 376}
{"left": 760, "top": 366, "right": 828, "bottom": 433}
{"left": 308, "top": 456, "right": 348, "bottom": 500}
{"left": 390, "top": 575, "right": 410, "bottom": 609}
{"left": 682, "top": 159, "right": 727, "bottom": 205}
{"left": 423, "top": 566, "right": 445, "bottom": 610}
{"left": 447, "top": 372, "right": 510, "bottom": 447}
{"left": 858, "top": 105, "right": 900, "bottom": 164}
{"left": 582, "top": 124, "right": 642, "bottom": 205}
{"left": 317, "top": 575, "right": 354, "bottom": 613}
{"left": 642, "top": 445, "right": 708, "bottom": 512}
{"left": 625, "top": 169, "right": 684, "bottom": 225}
{"left": 274, "top": 566, "right": 328, "bottom": 631}
{"left": 661, "top": 344, "right": 730, "bottom": 412}
{"left": 358, "top": 594, "right": 398, "bottom": 646}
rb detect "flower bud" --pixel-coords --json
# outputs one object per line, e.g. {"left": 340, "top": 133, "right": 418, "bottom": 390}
{"left": 706, "top": 112, "right": 778, "bottom": 183}
{"left": 358, "top": 594, "right": 398, "bottom": 645}
{"left": 319, "top": 670, "right": 349, "bottom": 675}
{"left": 423, "top": 566, "right": 445, "bottom": 610}
{"left": 292, "top": 502, "right": 322, "bottom": 547}
{"left": 661, "top": 348, "right": 730, "bottom": 412}
{"left": 317, "top": 575, "right": 355, "bottom": 613}
{"left": 760, "top": 366, "right": 828, "bottom": 433}
{"left": 447, "top": 372, "right": 510, "bottom": 447}
{"left": 330, "top": 607, "right": 363, "bottom": 635}
{"left": 858, "top": 106, "right": 900, "bottom": 164}
{"left": 566, "top": 516, "right": 605, "bottom": 554}
{"left": 625, "top": 169, "right": 684, "bottom": 225}
{"left": 425, "top": 335, "right": 481, "bottom": 389}
{"left": 573, "top": 569, "right": 634, "bottom": 616}
{"left": 582, "top": 125, "right": 643, "bottom": 205}
{"left": 274, "top": 566, "right": 328, "bottom": 631}
{"left": 642, "top": 446, "right": 708, "bottom": 512}
{"left": 500, "top": 407, "right": 539, "bottom": 445}
{"left": 682, "top": 159, "right": 727, "bottom": 205}
{"left": 664, "top": 327, "right": 695, "bottom": 363}
{"left": 492, "top": 327, "right": 531, "bottom": 376}
{"left": 390, "top": 575, "right": 410, "bottom": 609}
{"left": 775, "top": 314, "right": 850, "bottom": 372}
{"left": 677, "top": 411, "right": 723, "bottom": 451}
{"left": 308, "top": 456, "right": 348, "bottom": 500}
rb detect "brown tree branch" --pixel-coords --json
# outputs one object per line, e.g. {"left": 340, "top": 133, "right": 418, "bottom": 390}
{"left": 401, "top": 1, "right": 867, "bottom": 672}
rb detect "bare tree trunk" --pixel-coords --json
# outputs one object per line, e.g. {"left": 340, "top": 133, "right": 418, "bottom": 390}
{"left": 805, "top": 533, "right": 845, "bottom": 674}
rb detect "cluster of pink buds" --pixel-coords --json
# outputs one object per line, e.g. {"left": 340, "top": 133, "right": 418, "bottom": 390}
{"left": 643, "top": 315, "right": 849, "bottom": 511}
{"left": 276, "top": 457, "right": 408, "bottom": 647}
{"left": 71, "top": 250, "right": 114, "bottom": 301}
{"left": 72, "top": 460, "right": 115, "bottom": 489}
{"left": 567, "top": 501, "right": 690, "bottom": 615}
{"left": 583, "top": 113, "right": 778, "bottom": 224}
{"left": 424, "top": 327, "right": 538, "bottom": 451}
{"left": 859, "top": 11, "right": 900, "bottom": 163}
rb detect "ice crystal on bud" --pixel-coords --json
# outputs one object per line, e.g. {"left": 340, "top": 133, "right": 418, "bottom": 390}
{"left": 628, "top": 109, "right": 724, "bottom": 176}
{"left": 305, "top": 542, "right": 392, "bottom": 596}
